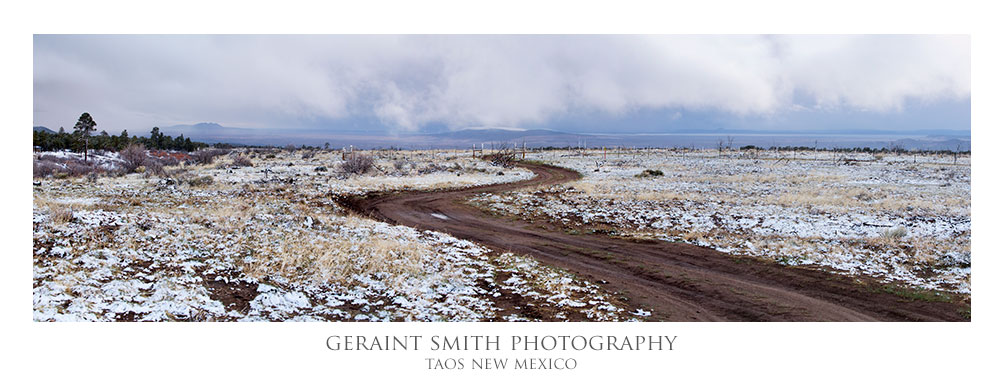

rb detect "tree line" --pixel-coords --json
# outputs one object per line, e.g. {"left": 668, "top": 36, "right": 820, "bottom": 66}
{"left": 34, "top": 125, "right": 209, "bottom": 153}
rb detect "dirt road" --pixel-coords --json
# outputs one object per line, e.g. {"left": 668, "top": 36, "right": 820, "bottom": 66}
{"left": 341, "top": 162, "right": 967, "bottom": 321}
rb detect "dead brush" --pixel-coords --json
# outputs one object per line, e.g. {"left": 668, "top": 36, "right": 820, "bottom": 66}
{"left": 393, "top": 159, "right": 413, "bottom": 173}
{"left": 486, "top": 149, "right": 517, "bottom": 168}
{"left": 64, "top": 159, "right": 100, "bottom": 177}
{"left": 33, "top": 160, "right": 63, "bottom": 178}
{"left": 119, "top": 144, "right": 148, "bottom": 173}
{"left": 186, "top": 175, "right": 214, "bottom": 187}
{"left": 418, "top": 162, "right": 447, "bottom": 174}
{"left": 340, "top": 155, "right": 374, "bottom": 175}
{"left": 190, "top": 148, "right": 228, "bottom": 165}
{"left": 231, "top": 155, "right": 253, "bottom": 167}
{"left": 143, "top": 158, "right": 166, "bottom": 177}
{"left": 34, "top": 154, "right": 104, "bottom": 178}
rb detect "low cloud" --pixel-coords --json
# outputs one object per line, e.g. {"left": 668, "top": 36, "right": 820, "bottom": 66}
{"left": 33, "top": 35, "right": 970, "bottom": 133}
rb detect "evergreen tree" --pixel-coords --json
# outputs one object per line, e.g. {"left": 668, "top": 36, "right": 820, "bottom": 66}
{"left": 174, "top": 135, "right": 185, "bottom": 150}
{"left": 150, "top": 127, "right": 162, "bottom": 149}
{"left": 73, "top": 113, "right": 97, "bottom": 161}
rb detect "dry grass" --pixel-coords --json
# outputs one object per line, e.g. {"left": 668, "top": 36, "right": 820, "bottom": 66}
{"left": 34, "top": 148, "right": 632, "bottom": 321}
{"left": 255, "top": 233, "right": 429, "bottom": 284}
{"left": 48, "top": 204, "right": 75, "bottom": 225}
{"left": 225, "top": 212, "right": 448, "bottom": 289}
{"left": 175, "top": 183, "right": 454, "bottom": 289}
{"left": 681, "top": 230, "right": 707, "bottom": 242}
{"left": 568, "top": 167, "right": 966, "bottom": 217}
{"left": 474, "top": 150, "right": 970, "bottom": 292}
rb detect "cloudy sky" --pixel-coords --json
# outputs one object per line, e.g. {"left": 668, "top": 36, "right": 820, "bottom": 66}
{"left": 33, "top": 35, "right": 970, "bottom": 135}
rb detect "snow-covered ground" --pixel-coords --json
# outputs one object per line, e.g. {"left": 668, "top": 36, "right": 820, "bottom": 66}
{"left": 471, "top": 149, "right": 971, "bottom": 293}
{"left": 33, "top": 149, "right": 628, "bottom": 321}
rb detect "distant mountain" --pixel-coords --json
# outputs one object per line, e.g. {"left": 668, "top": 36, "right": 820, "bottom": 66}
{"left": 33, "top": 126, "right": 56, "bottom": 134}
{"left": 134, "top": 124, "right": 973, "bottom": 150}
{"left": 420, "top": 128, "right": 581, "bottom": 146}
{"left": 891, "top": 137, "right": 971, "bottom": 151}
{"left": 405, "top": 128, "right": 972, "bottom": 150}
{"left": 159, "top": 122, "right": 265, "bottom": 144}
{"left": 162, "top": 122, "right": 235, "bottom": 135}
{"left": 170, "top": 122, "right": 225, "bottom": 130}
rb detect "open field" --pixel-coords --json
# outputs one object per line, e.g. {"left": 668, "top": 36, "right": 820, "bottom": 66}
{"left": 344, "top": 160, "right": 968, "bottom": 321}
{"left": 471, "top": 149, "right": 971, "bottom": 295}
{"left": 33, "top": 149, "right": 631, "bottom": 321}
{"left": 33, "top": 146, "right": 971, "bottom": 321}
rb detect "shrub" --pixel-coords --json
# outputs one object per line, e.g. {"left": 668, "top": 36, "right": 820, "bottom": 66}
{"left": 340, "top": 155, "right": 374, "bottom": 175}
{"left": 232, "top": 155, "right": 253, "bottom": 167}
{"left": 167, "top": 167, "right": 189, "bottom": 177}
{"left": 143, "top": 158, "right": 166, "bottom": 177}
{"left": 191, "top": 149, "right": 228, "bottom": 165}
{"left": 37, "top": 154, "right": 105, "bottom": 175}
{"left": 418, "top": 163, "right": 447, "bottom": 174}
{"left": 65, "top": 160, "right": 97, "bottom": 177}
{"left": 119, "top": 144, "right": 148, "bottom": 172}
{"left": 393, "top": 159, "right": 412, "bottom": 171}
{"left": 187, "top": 175, "right": 214, "bottom": 187}
{"left": 157, "top": 156, "right": 181, "bottom": 167}
{"left": 33, "top": 160, "right": 62, "bottom": 178}
{"left": 636, "top": 169, "right": 664, "bottom": 178}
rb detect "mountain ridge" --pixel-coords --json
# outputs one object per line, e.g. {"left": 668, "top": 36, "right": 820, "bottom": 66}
{"left": 33, "top": 126, "right": 57, "bottom": 134}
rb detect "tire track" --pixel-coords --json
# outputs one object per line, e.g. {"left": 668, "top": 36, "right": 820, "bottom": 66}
{"left": 340, "top": 162, "right": 967, "bottom": 321}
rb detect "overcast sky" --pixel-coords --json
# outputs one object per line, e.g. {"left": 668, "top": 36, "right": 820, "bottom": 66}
{"left": 33, "top": 35, "right": 970, "bottom": 135}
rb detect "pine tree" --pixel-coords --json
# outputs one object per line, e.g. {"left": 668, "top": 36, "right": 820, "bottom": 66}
{"left": 150, "top": 127, "right": 162, "bottom": 149}
{"left": 73, "top": 113, "right": 97, "bottom": 161}
{"left": 119, "top": 130, "right": 130, "bottom": 150}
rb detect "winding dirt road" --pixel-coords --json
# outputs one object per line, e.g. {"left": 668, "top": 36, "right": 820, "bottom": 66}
{"left": 341, "top": 162, "right": 967, "bottom": 321}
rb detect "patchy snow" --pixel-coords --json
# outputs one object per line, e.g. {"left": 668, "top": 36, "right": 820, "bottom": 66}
{"left": 472, "top": 149, "right": 971, "bottom": 294}
{"left": 33, "top": 149, "right": 628, "bottom": 322}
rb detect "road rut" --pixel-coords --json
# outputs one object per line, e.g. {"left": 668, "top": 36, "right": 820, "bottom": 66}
{"left": 341, "top": 162, "right": 967, "bottom": 321}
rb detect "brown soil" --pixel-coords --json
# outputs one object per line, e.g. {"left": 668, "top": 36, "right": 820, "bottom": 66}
{"left": 339, "top": 162, "right": 969, "bottom": 321}
{"left": 201, "top": 268, "right": 259, "bottom": 314}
